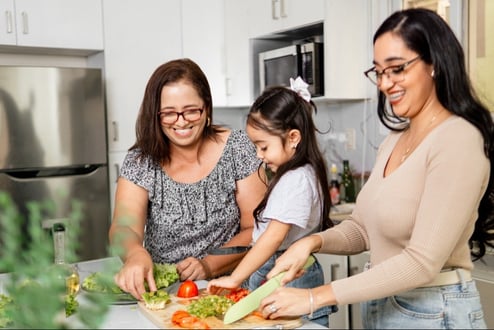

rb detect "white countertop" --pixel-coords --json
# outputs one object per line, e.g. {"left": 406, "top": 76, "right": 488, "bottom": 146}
{"left": 1, "top": 257, "right": 327, "bottom": 329}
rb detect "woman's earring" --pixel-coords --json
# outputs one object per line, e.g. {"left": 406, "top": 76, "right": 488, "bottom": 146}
{"left": 206, "top": 117, "right": 211, "bottom": 127}
{"left": 292, "top": 144, "right": 297, "bottom": 149}
{"left": 431, "top": 70, "right": 435, "bottom": 78}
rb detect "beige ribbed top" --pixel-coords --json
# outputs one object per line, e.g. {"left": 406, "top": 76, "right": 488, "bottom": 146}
{"left": 318, "top": 116, "right": 490, "bottom": 306}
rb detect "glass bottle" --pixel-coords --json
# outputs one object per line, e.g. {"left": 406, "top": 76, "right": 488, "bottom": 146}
{"left": 341, "top": 160, "right": 356, "bottom": 203}
{"left": 329, "top": 163, "right": 340, "bottom": 205}
{"left": 52, "top": 223, "right": 80, "bottom": 295}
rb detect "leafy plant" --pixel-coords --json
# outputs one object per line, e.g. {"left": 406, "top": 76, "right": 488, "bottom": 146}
{"left": 0, "top": 191, "right": 112, "bottom": 329}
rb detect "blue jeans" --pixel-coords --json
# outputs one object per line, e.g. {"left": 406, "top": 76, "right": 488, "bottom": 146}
{"left": 245, "top": 252, "right": 337, "bottom": 328}
{"left": 361, "top": 279, "right": 487, "bottom": 329}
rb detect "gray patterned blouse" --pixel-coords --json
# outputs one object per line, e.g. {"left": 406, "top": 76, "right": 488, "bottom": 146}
{"left": 120, "top": 129, "right": 261, "bottom": 264}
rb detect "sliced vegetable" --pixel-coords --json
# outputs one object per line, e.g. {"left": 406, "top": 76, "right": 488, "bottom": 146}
{"left": 225, "top": 288, "right": 249, "bottom": 303}
{"left": 176, "top": 280, "right": 199, "bottom": 298}
{"left": 171, "top": 310, "right": 209, "bottom": 329}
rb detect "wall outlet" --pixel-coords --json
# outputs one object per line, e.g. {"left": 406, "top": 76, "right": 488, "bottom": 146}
{"left": 345, "top": 128, "right": 356, "bottom": 150}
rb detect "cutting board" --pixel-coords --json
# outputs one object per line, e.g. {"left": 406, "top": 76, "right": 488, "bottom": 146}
{"left": 137, "top": 294, "right": 302, "bottom": 329}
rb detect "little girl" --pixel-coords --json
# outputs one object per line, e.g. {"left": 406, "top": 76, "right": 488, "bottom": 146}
{"left": 207, "top": 77, "right": 335, "bottom": 327}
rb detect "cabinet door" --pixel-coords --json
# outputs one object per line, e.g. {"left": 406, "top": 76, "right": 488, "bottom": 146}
{"left": 248, "top": 0, "right": 325, "bottom": 37}
{"left": 14, "top": 0, "right": 103, "bottom": 50}
{"left": 315, "top": 253, "right": 349, "bottom": 329}
{"left": 224, "top": 0, "right": 252, "bottom": 106}
{"left": 282, "top": 0, "right": 325, "bottom": 30}
{"left": 348, "top": 252, "right": 370, "bottom": 329}
{"left": 0, "top": 0, "right": 16, "bottom": 45}
{"left": 181, "top": 0, "right": 227, "bottom": 106}
{"left": 103, "top": 0, "right": 182, "bottom": 152}
{"left": 324, "top": 0, "right": 371, "bottom": 99}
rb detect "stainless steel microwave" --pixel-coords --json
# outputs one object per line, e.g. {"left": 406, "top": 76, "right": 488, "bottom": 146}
{"left": 259, "top": 42, "right": 324, "bottom": 97}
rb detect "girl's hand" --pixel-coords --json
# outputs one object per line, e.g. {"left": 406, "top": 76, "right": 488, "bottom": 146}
{"left": 207, "top": 276, "right": 242, "bottom": 295}
{"left": 266, "top": 235, "right": 321, "bottom": 286}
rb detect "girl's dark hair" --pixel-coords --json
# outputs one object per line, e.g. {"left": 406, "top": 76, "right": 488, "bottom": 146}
{"left": 131, "top": 58, "right": 226, "bottom": 164}
{"left": 374, "top": 8, "right": 494, "bottom": 259}
{"left": 247, "top": 86, "right": 333, "bottom": 230}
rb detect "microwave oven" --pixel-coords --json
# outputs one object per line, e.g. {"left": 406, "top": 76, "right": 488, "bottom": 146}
{"left": 259, "top": 42, "right": 324, "bottom": 97}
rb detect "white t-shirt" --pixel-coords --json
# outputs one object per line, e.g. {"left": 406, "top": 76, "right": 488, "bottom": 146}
{"left": 252, "top": 164, "right": 323, "bottom": 250}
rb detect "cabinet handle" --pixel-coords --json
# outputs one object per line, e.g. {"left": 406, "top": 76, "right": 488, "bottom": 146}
{"left": 330, "top": 263, "right": 340, "bottom": 281}
{"left": 21, "top": 11, "right": 29, "bottom": 34}
{"left": 280, "top": 0, "right": 287, "bottom": 18}
{"left": 5, "top": 10, "right": 13, "bottom": 33}
{"left": 114, "top": 163, "right": 120, "bottom": 182}
{"left": 112, "top": 121, "right": 119, "bottom": 142}
{"left": 226, "top": 78, "right": 232, "bottom": 96}
{"left": 271, "top": 0, "right": 279, "bottom": 20}
{"left": 349, "top": 266, "right": 360, "bottom": 276}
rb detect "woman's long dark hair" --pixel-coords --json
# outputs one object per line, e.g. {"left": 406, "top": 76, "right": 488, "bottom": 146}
{"left": 374, "top": 8, "right": 494, "bottom": 259}
{"left": 131, "top": 58, "right": 226, "bottom": 164}
{"left": 247, "top": 86, "right": 333, "bottom": 230}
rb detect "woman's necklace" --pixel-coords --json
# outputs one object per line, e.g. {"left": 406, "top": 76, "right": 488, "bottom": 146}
{"left": 400, "top": 111, "right": 441, "bottom": 163}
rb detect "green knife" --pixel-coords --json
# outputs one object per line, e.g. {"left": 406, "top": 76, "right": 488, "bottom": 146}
{"left": 223, "top": 255, "right": 315, "bottom": 324}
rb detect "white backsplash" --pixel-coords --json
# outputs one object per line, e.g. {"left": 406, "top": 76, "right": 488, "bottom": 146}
{"left": 213, "top": 99, "right": 386, "bottom": 178}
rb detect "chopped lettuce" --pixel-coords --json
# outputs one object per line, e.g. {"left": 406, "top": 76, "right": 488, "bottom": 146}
{"left": 187, "top": 295, "right": 234, "bottom": 319}
{"left": 0, "top": 294, "right": 14, "bottom": 328}
{"left": 153, "top": 263, "right": 179, "bottom": 289}
{"left": 142, "top": 290, "right": 170, "bottom": 310}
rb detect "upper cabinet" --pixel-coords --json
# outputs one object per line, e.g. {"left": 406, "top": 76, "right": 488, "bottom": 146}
{"left": 0, "top": 0, "right": 103, "bottom": 52}
{"left": 102, "top": 0, "right": 182, "bottom": 152}
{"left": 323, "top": 0, "right": 371, "bottom": 100}
{"left": 181, "top": 0, "right": 227, "bottom": 107}
{"left": 224, "top": 0, "right": 252, "bottom": 106}
{"left": 248, "top": 0, "right": 325, "bottom": 37}
{"left": 182, "top": 0, "right": 252, "bottom": 107}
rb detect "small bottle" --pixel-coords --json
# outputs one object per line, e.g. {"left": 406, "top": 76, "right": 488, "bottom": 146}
{"left": 341, "top": 160, "right": 356, "bottom": 203}
{"left": 52, "top": 223, "right": 80, "bottom": 295}
{"left": 329, "top": 163, "right": 340, "bottom": 205}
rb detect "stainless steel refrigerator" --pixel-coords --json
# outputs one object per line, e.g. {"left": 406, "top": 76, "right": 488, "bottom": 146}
{"left": 0, "top": 66, "right": 110, "bottom": 267}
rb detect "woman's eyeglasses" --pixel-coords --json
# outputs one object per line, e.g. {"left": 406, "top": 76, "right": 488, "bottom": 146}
{"left": 158, "top": 108, "right": 204, "bottom": 124}
{"left": 364, "top": 55, "right": 421, "bottom": 86}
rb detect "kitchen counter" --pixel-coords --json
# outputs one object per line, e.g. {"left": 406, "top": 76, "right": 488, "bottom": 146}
{"left": 33, "top": 257, "right": 328, "bottom": 329}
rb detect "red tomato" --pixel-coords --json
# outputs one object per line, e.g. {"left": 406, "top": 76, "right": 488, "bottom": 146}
{"left": 176, "top": 280, "right": 199, "bottom": 298}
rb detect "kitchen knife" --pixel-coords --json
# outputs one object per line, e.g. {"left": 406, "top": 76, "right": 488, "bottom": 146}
{"left": 208, "top": 246, "right": 251, "bottom": 255}
{"left": 222, "top": 255, "right": 316, "bottom": 324}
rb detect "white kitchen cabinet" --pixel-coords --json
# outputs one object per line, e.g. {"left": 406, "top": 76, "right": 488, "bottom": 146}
{"left": 0, "top": 0, "right": 103, "bottom": 51}
{"left": 348, "top": 252, "right": 370, "bottom": 329}
{"left": 102, "top": 0, "right": 182, "bottom": 152}
{"left": 248, "top": 0, "right": 325, "bottom": 38}
{"left": 224, "top": 0, "right": 252, "bottom": 106}
{"left": 108, "top": 150, "right": 127, "bottom": 218}
{"left": 181, "top": 0, "right": 227, "bottom": 106}
{"left": 323, "top": 0, "right": 372, "bottom": 100}
{"left": 315, "top": 253, "right": 350, "bottom": 329}
{"left": 182, "top": 0, "right": 253, "bottom": 107}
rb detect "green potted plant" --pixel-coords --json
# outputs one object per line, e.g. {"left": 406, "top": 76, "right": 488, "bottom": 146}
{"left": 0, "top": 191, "right": 113, "bottom": 329}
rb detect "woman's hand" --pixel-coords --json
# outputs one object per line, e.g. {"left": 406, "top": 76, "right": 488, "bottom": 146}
{"left": 176, "top": 257, "right": 210, "bottom": 281}
{"left": 259, "top": 287, "right": 311, "bottom": 319}
{"left": 114, "top": 247, "right": 155, "bottom": 300}
{"left": 266, "top": 235, "right": 322, "bottom": 286}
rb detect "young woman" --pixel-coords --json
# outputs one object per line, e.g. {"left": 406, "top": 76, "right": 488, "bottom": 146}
{"left": 109, "top": 58, "right": 267, "bottom": 300}
{"left": 208, "top": 77, "right": 335, "bottom": 327}
{"left": 258, "top": 8, "right": 493, "bottom": 329}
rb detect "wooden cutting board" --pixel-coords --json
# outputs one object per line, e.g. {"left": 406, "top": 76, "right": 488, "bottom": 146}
{"left": 137, "top": 294, "right": 302, "bottom": 329}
